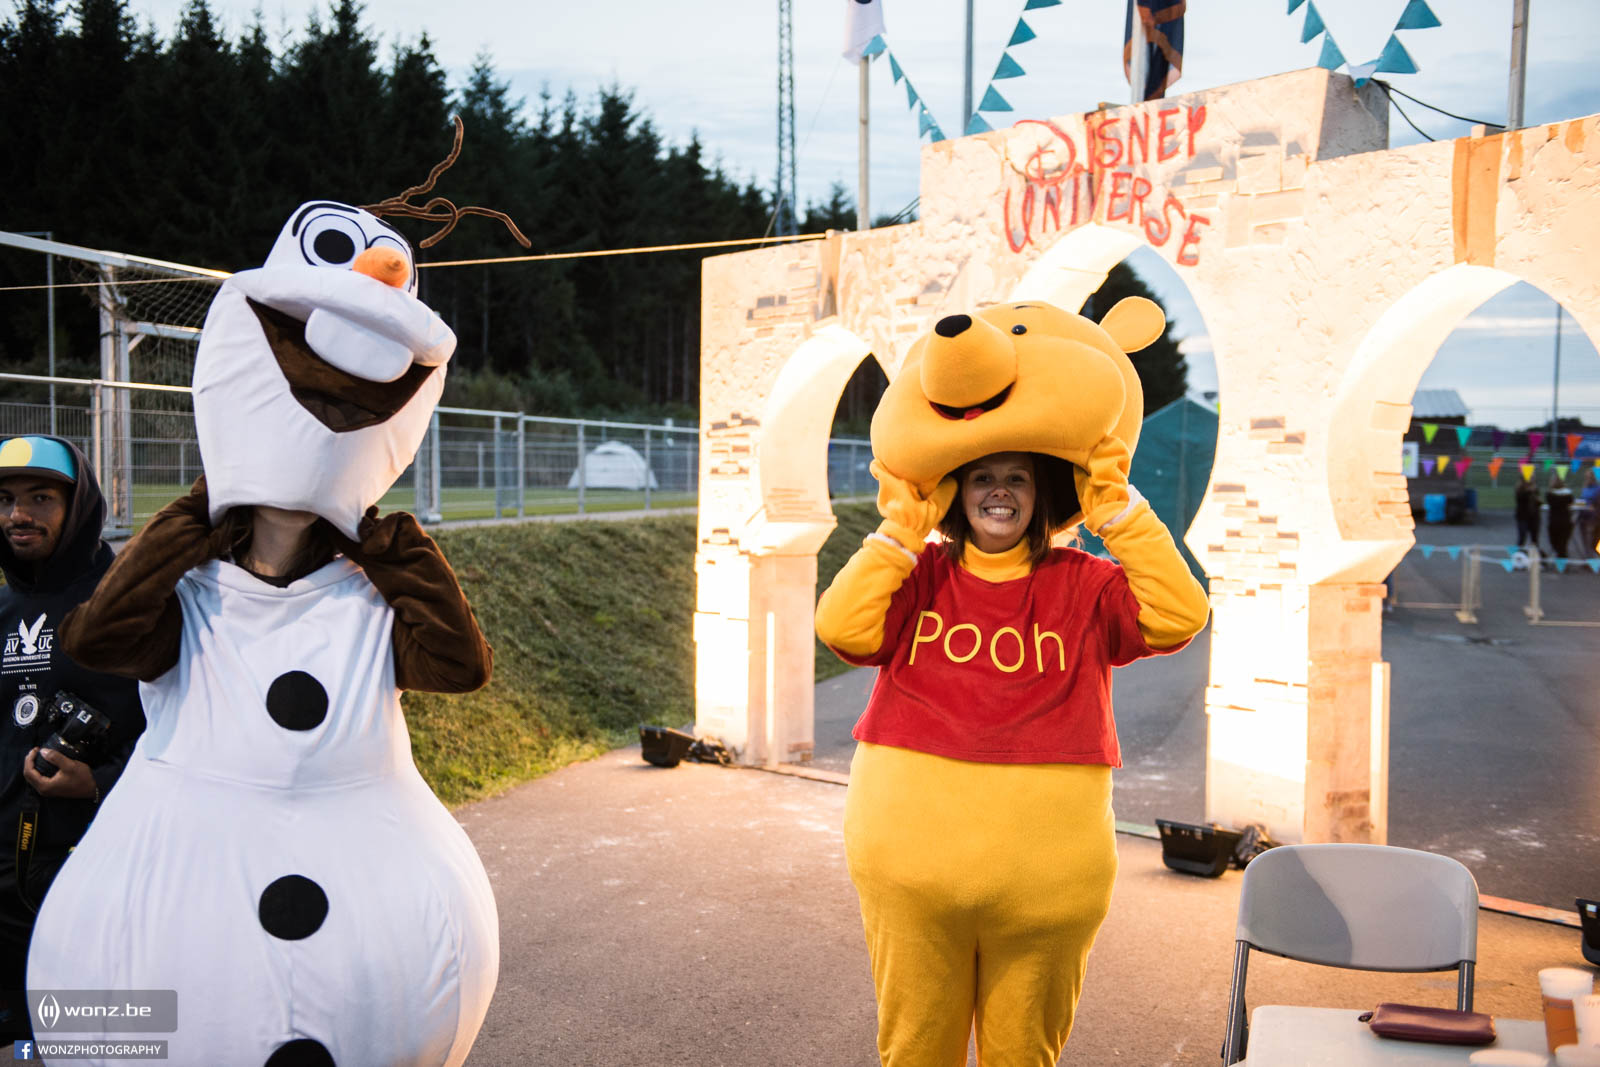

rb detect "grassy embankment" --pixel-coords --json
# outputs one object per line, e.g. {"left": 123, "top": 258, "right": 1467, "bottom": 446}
{"left": 407, "top": 501, "right": 880, "bottom": 806}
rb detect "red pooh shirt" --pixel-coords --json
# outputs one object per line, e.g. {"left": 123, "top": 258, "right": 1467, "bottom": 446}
{"left": 834, "top": 545, "right": 1187, "bottom": 766}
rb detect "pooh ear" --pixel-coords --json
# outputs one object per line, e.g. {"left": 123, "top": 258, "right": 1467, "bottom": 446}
{"left": 1099, "top": 296, "right": 1165, "bottom": 353}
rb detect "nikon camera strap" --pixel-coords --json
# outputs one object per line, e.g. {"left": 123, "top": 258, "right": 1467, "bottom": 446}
{"left": 14, "top": 793, "right": 41, "bottom": 915}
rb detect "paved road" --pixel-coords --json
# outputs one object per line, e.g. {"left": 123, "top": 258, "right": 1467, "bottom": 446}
{"left": 816, "top": 510, "right": 1599, "bottom": 911}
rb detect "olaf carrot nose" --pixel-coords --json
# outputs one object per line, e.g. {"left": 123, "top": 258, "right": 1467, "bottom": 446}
{"left": 352, "top": 245, "right": 409, "bottom": 287}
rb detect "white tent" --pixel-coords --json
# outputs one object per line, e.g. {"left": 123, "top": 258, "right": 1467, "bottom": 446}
{"left": 567, "top": 440, "right": 659, "bottom": 490}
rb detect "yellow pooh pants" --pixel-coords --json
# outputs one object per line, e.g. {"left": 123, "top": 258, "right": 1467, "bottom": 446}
{"left": 844, "top": 742, "right": 1118, "bottom": 1067}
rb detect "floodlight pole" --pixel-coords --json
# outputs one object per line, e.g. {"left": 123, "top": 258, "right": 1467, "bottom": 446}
{"left": 17, "top": 231, "right": 56, "bottom": 432}
{"left": 1508, "top": 0, "right": 1530, "bottom": 130}
{"left": 858, "top": 57, "right": 870, "bottom": 232}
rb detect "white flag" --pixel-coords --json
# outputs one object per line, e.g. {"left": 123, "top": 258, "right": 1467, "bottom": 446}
{"left": 843, "top": 0, "right": 886, "bottom": 60}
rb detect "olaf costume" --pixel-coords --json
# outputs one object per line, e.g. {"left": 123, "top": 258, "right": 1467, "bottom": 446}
{"left": 30, "top": 204, "right": 497, "bottom": 1067}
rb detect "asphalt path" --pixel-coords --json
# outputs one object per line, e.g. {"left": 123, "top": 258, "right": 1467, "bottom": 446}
{"left": 815, "top": 509, "right": 1599, "bottom": 911}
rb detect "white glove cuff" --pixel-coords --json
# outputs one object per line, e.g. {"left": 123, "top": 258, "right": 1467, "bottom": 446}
{"left": 867, "top": 531, "right": 921, "bottom": 566}
{"left": 1098, "top": 483, "right": 1147, "bottom": 531}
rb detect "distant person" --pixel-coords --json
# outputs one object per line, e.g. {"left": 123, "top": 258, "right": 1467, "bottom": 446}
{"left": 1546, "top": 471, "right": 1575, "bottom": 561}
{"left": 1514, "top": 471, "right": 1542, "bottom": 549}
{"left": 0, "top": 436, "right": 144, "bottom": 1040}
{"left": 1579, "top": 469, "right": 1600, "bottom": 559}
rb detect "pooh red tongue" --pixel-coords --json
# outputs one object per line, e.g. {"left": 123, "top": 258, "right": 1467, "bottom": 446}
{"left": 963, "top": 407, "right": 984, "bottom": 420}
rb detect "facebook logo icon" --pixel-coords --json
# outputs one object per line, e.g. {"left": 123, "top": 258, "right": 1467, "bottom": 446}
{"left": 11, "top": 1041, "right": 30, "bottom": 1060}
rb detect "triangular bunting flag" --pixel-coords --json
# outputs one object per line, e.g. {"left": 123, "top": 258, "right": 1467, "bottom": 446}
{"left": 1447, "top": 546, "right": 1461, "bottom": 561}
{"left": 1419, "top": 544, "right": 1435, "bottom": 559}
{"left": 1487, "top": 457, "right": 1504, "bottom": 480}
{"left": 1375, "top": 34, "right": 1419, "bottom": 74}
{"left": 905, "top": 79, "right": 919, "bottom": 108}
{"left": 863, "top": 35, "right": 887, "bottom": 58}
{"left": 1589, "top": 560, "right": 1600, "bottom": 574}
{"left": 1348, "top": 60, "right": 1379, "bottom": 86}
{"left": 1504, "top": 546, "right": 1519, "bottom": 557}
{"left": 1556, "top": 464, "right": 1569, "bottom": 479}
{"left": 1422, "top": 458, "right": 1436, "bottom": 476}
{"left": 1566, "top": 433, "right": 1583, "bottom": 456}
{"left": 979, "top": 85, "right": 1014, "bottom": 112}
{"left": 1456, "top": 456, "right": 1473, "bottom": 477}
{"left": 1500, "top": 559, "right": 1515, "bottom": 573}
{"left": 1492, "top": 430, "right": 1506, "bottom": 450}
{"left": 1554, "top": 558, "right": 1569, "bottom": 573}
{"left": 1421, "top": 423, "right": 1438, "bottom": 443}
{"left": 1022, "top": 0, "right": 1061, "bottom": 8}
{"left": 1395, "top": 0, "right": 1441, "bottom": 30}
{"left": 1437, "top": 455, "right": 1450, "bottom": 474}
{"left": 1529, "top": 431, "right": 1545, "bottom": 451}
{"left": 1317, "top": 34, "right": 1345, "bottom": 70}
{"left": 1454, "top": 426, "right": 1472, "bottom": 448}
{"left": 964, "top": 113, "right": 992, "bottom": 135}
{"left": 928, "top": 122, "right": 946, "bottom": 143}
{"left": 889, "top": 53, "right": 905, "bottom": 83}
{"left": 918, "top": 107, "right": 936, "bottom": 137}
{"left": 1301, "top": 1, "right": 1325, "bottom": 43}
{"left": 992, "top": 53, "right": 1026, "bottom": 80}
{"left": 1008, "top": 19, "right": 1037, "bottom": 47}
{"left": 1520, "top": 463, "right": 1535, "bottom": 480}
{"left": 1543, "top": 459, "right": 1554, "bottom": 471}
{"left": 1288, "top": 0, "right": 1306, "bottom": 11}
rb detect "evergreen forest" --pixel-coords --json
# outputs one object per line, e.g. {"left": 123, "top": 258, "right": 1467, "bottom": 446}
{"left": 1, "top": 0, "right": 1188, "bottom": 426}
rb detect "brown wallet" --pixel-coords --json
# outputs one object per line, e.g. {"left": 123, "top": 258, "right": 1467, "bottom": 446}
{"left": 1357, "top": 1003, "right": 1497, "bottom": 1046}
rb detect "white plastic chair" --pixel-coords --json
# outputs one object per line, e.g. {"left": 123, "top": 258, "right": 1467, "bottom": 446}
{"left": 1221, "top": 843, "right": 1480, "bottom": 1064}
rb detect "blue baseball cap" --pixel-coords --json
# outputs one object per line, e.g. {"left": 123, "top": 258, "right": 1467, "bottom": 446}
{"left": 0, "top": 436, "right": 77, "bottom": 484}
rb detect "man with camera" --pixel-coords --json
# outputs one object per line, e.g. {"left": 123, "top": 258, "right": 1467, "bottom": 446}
{"left": 0, "top": 436, "right": 144, "bottom": 1038}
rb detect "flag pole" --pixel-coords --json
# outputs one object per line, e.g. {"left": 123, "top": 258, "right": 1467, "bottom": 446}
{"left": 1129, "top": 1, "right": 1148, "bottom": 105}
{"left": 1508, "top": 0, "right": 1530, "bottom": 130}
{"left": 858, "top": 56, "right": 870, "bottom": 231}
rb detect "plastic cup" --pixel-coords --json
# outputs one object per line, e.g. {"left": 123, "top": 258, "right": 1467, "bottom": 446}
{"left": 1541, "top": 968, "right": 1596, "bottom": 1052}
{"left": 1576, "top": 993, "right": 1600, "bottom": 1047}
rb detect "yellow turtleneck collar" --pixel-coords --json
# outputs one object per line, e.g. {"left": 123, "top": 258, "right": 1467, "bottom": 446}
{"left": 959, "top": 538, "right": 1034, "bottom": 582}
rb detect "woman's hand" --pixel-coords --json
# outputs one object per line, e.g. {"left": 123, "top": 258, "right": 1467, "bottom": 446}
{"left": 872, "top": 461, "right": 957, "bottom": 552}
{"left": 1075, "top": 435, "right": 1137, "bottom": 535}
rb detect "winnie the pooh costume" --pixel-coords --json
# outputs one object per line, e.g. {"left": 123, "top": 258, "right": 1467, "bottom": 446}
{"left": 815, "top": 298, "right": 1210, "bottom": 1066}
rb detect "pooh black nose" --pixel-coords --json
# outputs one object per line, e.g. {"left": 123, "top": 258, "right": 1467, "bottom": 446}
{"left": 934, "top": 314, "right": 972, "bottom": 338}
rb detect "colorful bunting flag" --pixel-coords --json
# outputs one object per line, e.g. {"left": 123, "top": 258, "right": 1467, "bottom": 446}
{"left": 1589, "top": 560, "right": 1600, "bottom": 574}
{"left": 1008, "top": 19, "right": 1037, "bottom": 46}
{"left": 1543, "top": 459, "right": 1554, "bottom": 471}
{"left": 1556, "top": 464, "right": 1569, "bottom": 479}
{"left": 889, "top": 54, "right": 904, "bottom": 83}
{"left": 1316, "top": 35, "right": 1345, "bottom": 71}
{"left": 1421, "top": 423, "right": 1438, "bottom": 443}
{"left": 1422, "top": 458, "right": 1436, "bottom": 476}
{"left": 1348, "top": 60, "right": 1379, "bottom": 86}
{"left": 992, "top": 53, "right": 1026, "bottom": 80}
{"left": 1446, "top": 546, "right": 1461, "bottom": 560}
{"left": 1487, "top": 456, "right": 1504, "bottom": 480}
{"left": 1499, "top": 559, "right": 1515, "bottom": 573}
{"left": 964, "top": 113, "right": 992, "bottom": 135}
{"left": 1554, "top": 558, "right": 1569, "bottom": 573}
{"left": 1419, "top": 544, "right": 1435, "bottom": 559}
{"left": 1520, "top": 463, "right": 1535, "bottom": 481}
{"left": 1437, "top": 455, "right": 1450, "bottom": 474}
{"left": 1395, "top": 0, "right": 1441, "bottom": 29}
{"left": 1567, "top": 433, "right": 1583, "bottom": 457}
{"left": 1455, "top": 456, "right": 1473, "bottom": 478}
{"left": 1454, "top": 426, "right": 1472, "bottom": 448}
{"left": 1023, "top": 0, "right": 1061, "bottom": 8}
{"left": 905, "top": 79, "right": 919, "bottom": 108}
{"left": 1374, "top": 34, "right": 1419, "bottom": 74}
{"left": 862, "top": 35, "right": 886, "bottom": 58}
{"left": 1530, "top": 432, "right": 1545, "bottom": 451}
{"left": 979, "top": 85, "right": 1014, "bottom": 112}
{"left": 1492, "top": 430, "right": 1506, "bottom": 450}
{"left": 1301, "top": 1, "right": 1325, "bottom": 43}
{"left": 1287, "top": 0, "right": 1305, "bottom": 11}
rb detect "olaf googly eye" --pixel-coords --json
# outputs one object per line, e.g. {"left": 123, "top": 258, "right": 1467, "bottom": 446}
{"left": 299, "top": 213, "right": 366, "bottom": 268}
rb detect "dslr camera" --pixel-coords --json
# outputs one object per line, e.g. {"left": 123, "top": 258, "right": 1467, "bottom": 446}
{"left": 33, "top": 691, "right": 112, "bottom": 778}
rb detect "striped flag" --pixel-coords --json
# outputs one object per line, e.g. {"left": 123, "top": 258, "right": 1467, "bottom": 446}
{"left": 1124, "top": 0, "right": 1185, "bottom": 101}
{"left": 843, "top": 0, "right": 887, "bottom": 60}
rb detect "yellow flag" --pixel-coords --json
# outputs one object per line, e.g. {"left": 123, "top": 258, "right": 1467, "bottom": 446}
{"left": 1520, "top": 463, "right": 1536, "bottom": 480}
{"left": 1437, "top": 455, "right": 1450, "bottom": 474}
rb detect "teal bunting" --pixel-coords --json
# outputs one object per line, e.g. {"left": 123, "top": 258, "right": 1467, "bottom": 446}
{"left": 905, "top": 79, "right": 919, "bottom": 108}
{"left": 1395, "top": 0, "right": 1441, "bottom": 30}
{"left": 1375, "top": 34, "right": 1419, "bottom": 74}
{"left": 928, "top": 119, "right": 947, "bottom": 143}
{"left": 1454, "top": 426, "right": 1472, "bottom": 448}
{"left": 965, "top": 113, "right": 993, "bottom": 135}
{"left": 1589, "top": 559, "right": 1600, "bottom": 574}
{"left": 1555, "top": 558, "right": 1569, "bottom": 573}
{"left": 918, "top": 107, "right": 935, "bottom": 136}
{"left": 1499, "top": 559, "right": 1515, "bottom": 573}
{"left": 979, "top": 85, "right": 1013, "bottom": 112}
{"left": 1287, "top": 0, "right": 1305, "bottom": 11}
{"left": 889, "top": 54, "right": 904, "bottom": 83}
{"left": 1008, "top": 19, "right": 1037, "bottom": 46}
{"left": 1420, "top": 545, "right": 1435, "bottom": 559}
{"left": 1022, "top": 0, "right": 1061, "bottom": 8}
{"left": 992, "top": 53, "right": 1025, "bottom": 80}
{"left": 1446, "top": 546, "right": 1461, "bottom": 561}
{"left": 862, "top": 34, "right": 886, "bottom": 58}
{"left": 1301, "top": 1, "right": 1325, "bottom": 43}
{"left": 1316, "top": 34, "right": 1344, "bottom": 70}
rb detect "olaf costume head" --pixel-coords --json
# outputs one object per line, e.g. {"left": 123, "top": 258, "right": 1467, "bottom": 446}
{"left": 193, "top": 201, "right": 454, "bottom": 537}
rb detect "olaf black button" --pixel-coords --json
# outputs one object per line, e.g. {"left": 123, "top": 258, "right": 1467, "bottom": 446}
{"left": 265, "top": 671, "right": 328, "bottom": 731}
{"left": 258, "top": 875, "right": 329, "bottom": 941}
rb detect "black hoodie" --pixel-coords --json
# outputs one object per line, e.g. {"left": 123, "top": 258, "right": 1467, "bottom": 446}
{"left": 0, "top": 437, "right": 144, "bottom": 849}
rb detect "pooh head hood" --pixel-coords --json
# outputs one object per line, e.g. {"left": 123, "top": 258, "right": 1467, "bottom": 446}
{"left": 870, "top": 297, "right": 1165, "bottom": 526}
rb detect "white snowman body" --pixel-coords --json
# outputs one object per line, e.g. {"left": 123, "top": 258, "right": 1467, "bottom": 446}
{"left": 28, "top": 203, "right": 499, "bottom": 1065}
{"left": 31, "top": 559, "right": 497, "bottom": 1065}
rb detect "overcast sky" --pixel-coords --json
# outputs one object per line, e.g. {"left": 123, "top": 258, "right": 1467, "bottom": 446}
{"left": 121, "top": 0, "right": 1600, "bottom": 427}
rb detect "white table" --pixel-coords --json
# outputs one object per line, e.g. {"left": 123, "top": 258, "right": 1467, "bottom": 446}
{"left": 1243, "top": 1006, "right": 1550, "bottom": 1065}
